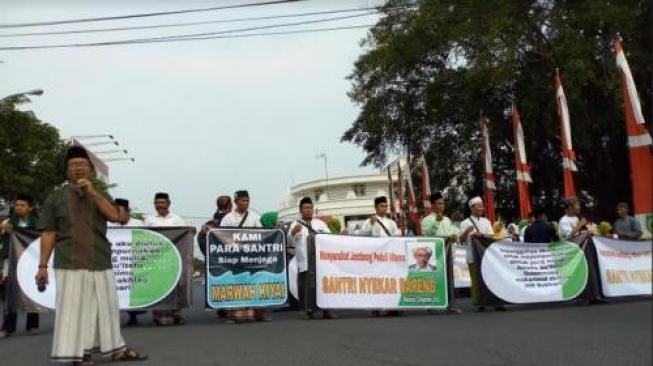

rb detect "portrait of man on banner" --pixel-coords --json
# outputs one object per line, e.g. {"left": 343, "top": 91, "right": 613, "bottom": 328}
{"left": 407, "top": 244, "right": 436, "bottom": 272}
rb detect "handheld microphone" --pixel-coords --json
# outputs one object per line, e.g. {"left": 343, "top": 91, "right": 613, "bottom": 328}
{"left": 75, "top": 180, "right": 85, "bottom": 197}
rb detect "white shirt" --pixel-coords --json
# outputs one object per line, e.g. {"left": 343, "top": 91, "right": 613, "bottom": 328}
{"left": 219, "top": 210, "right": 261, "bottom": 228}
{"left": 459, "top": 215, "right": 493, "bottom": 264}
{"left": 109, "top": 218, "right": 145, "bottom": 227}
{"left": 559, "top": 215, "right": 579, "bottom": 238}
{"left": 144, "top": 212, "right": 186, "bottom": 226}
{"left": 288, "top": 218, "right": 331, "bottom": 272}
{"left": 358, "top": 215, "right": 401, "bottom": 237}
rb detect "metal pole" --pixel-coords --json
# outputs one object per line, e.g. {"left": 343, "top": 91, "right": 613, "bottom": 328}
{"left": 316, "top": 152, "right": 329, "bottom": 196}
{"left": 324, "top": 153, "right": 329, "bottom": 195}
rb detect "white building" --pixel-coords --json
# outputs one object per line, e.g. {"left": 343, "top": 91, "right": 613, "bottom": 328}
{"left": 278, "top": 172, "right": 392, "bottom": 232}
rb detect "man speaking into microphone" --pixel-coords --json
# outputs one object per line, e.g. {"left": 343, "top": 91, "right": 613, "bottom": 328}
{"left": 35, "top": 146, "right": 146, "bottom": 365}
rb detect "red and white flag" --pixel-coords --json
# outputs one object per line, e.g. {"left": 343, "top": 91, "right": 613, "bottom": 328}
{"left": 405, "top": 157, "right": 423, "bottom": 235}
{"left": 480, "top": 116, "right": 497, "bottom": 223}
{"left": 512, "top": 103, "right": 533, "bottom": 219}
{"left": 419, "top": 154, "right": 432, "bottom": 216}
{"left": 615, "top": 39, "right": 652, "bottom": 236}
{"left": 555, "top": 70, "right": 578, "bottom": 198}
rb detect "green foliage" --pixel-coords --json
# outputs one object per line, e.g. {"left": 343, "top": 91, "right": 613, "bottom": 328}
{"left": 0, "top": 101, "right": 66, "bottom": 207}
{"left": 344, "top": 0, "right": 651, "bottom": 221}
{"left": 131, "top": 211, "right": 145, "bottom": 221}
{"left": 92, "top": 178, "right": 117, "bottom": 195}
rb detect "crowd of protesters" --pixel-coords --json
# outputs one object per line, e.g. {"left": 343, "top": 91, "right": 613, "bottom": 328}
{"left": 0, "top": 145, "right": 648, "bottom": 365}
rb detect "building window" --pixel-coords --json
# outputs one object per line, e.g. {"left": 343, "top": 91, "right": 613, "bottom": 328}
{"left": 314, "top": 189, "right": 323, "bottom": 202}
{"left": 352, "top": 184, "right": 366, "bottom": 197}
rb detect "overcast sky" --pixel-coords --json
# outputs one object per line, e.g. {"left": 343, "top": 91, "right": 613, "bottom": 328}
{"left": 1, "top": 0, "right": 385, "bottom": 219}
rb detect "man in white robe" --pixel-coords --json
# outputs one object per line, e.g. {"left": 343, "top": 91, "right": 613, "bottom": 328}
{"left": 288, "top": 197, "right": 332, "bottom": 319}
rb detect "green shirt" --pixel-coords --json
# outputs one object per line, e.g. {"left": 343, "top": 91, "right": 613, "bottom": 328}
{"left": 421, "top": 214, "right": 459, "bottom": 237}
{"left": 38, "top": 185, "right": 114, "bottom": 270}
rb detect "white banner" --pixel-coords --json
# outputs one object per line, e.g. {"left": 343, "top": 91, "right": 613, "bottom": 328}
{"left": 453, "top": 244, "right": 470, "bottom": 288}
{"left": 314, "top": 235, "right": 448, "bottom": 310}
{"left": 592, "top": 237, "right": 652, "bottom": 297}
{"left": 16, "top": 228, "right": 182, "bottom": 310}
{"left": 480, "top": 240, "right": 588, "bottom": 303}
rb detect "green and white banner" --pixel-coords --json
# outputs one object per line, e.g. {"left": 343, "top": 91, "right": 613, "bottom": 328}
{"left": 480, "top": 240, "right": 588, "bottom": 303}
{"left": 14, "top": 228, "right": 186, "bottom": 310}
{"left": 109, "top": 228, "right": 182, "bottom": 309}
{"left": 314, "top": 235, "right": 448, "bottom": 309}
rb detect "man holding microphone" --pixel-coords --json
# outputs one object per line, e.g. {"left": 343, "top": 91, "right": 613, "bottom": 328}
{"left": 35, "top": 146, "right": 146, "bottom": 365}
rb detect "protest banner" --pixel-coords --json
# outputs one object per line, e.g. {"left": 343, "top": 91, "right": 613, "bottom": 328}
{"left": 11, "top": 227, "right": 193, "bottom": 310}
{"left": 453, "top": 244, "right": 471, "bottom": 289}
{"left": 473, "top": 238, "right": 588, "bottom": 304}
{"left": 206, "top": 228, "right": 287, "bottom": 308}
{"left": 592, "top": 236, "right": 652, "bottom": 298}
{"left": 310, "top": 234, "right": 449, "bottom": 310}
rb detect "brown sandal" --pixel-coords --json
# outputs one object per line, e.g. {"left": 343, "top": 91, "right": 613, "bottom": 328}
{"left": 81, "top": 354, "right": 94, "bottom": 365}
{"left": 111, "top": 346, "right": 147, "bottom": 362}
{"left": 69, "top": 354, "right": 93, "bottom": 366}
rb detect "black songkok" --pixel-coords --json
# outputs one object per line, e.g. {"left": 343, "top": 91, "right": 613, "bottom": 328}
{"left": 235, "top": 190, "right": 249, "bottom": 199}
{"left": 65, "top": 145, "right": 91, "bottom": 166}
{"left": 429, "top": 191, "right": 443, "bottom": 203}
{"left": 299, "top": 196, "right": 313, "bottom": 207}
{"left": 15, "top": 193, "right": 34, "bottom": 206}
{"left": 115, "top": 198, "right": 130, "bottom": 210}
{"left": 154, "top": 192, "right": 170, "bottom": 201}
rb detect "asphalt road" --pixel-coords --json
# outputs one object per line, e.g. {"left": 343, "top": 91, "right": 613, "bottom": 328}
{"left": 1, "top": 283, "right": 651, "bottom": 366}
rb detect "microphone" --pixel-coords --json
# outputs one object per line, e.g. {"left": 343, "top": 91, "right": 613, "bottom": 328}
{"left": 75, "top": 180, "right": 85, "bottom": 197}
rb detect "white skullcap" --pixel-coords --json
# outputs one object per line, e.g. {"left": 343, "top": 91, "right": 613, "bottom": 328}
{"left": 468, "top": 196, "right": 483, "bottom": 208}
{"left": 412, "top": 246, "right": 433, "bottom": 256}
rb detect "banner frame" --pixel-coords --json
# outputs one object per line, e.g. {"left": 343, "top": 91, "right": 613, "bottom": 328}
{"left": 471, "top": 236, "right": 594, "bottom": 306}
{"left": 306, "top": 233, "right": 454, "bottom": 311}
{"left": 589, "top": 235, "right": 652, "bottom": 302}
{"left": 205, "top": 227, "right": 288, "bottom": 309}
{"left": 9, "top": 226, "right": 195, "bottom": 312}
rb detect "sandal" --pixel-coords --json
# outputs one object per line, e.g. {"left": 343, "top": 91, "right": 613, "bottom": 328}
{"left": 111, "top": 346, "right": 148, "bottom": 362}
{"left": 81, "top": 354, "right": 94, "bottom": 366}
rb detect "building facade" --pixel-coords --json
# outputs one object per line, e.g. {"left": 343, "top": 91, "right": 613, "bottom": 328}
{"left": 278, "top": 172, "right": 391, "bottom": 232}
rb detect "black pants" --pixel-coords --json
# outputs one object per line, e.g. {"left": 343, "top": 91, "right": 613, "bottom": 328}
{"left": 298, "top": 271, "right": 320, "bottom": 312}
{"left": 1, "top": 312, "right": 39, "bottom": 333}
{"left": 298, "top": 272, "right": 309, "bottom": 310}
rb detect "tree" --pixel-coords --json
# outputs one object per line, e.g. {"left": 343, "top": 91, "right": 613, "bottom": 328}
{"left": 0, "top": 100, "right": 66, "bottom": 208}
{"left": 343, "top": 0, "right": 651, "bottom": 221}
